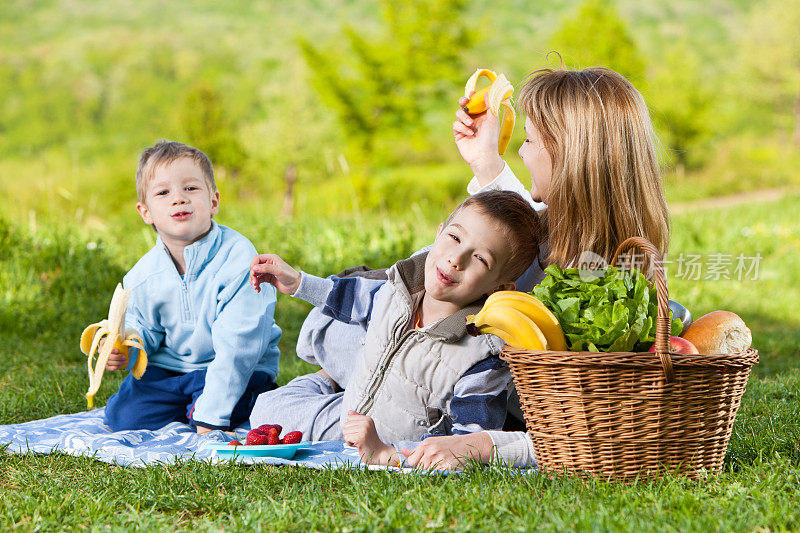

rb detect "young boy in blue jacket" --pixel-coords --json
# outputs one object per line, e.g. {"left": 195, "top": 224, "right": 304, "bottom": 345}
{"left": 101, "top": 140, "right": 282, "bottom": 433}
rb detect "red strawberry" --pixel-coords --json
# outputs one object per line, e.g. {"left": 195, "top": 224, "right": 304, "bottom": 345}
{"left": 282, "top": 431, "right": 302, "bottom": 444}
{"left": 255, "top": 424, "right": 282, "bottom": 435}
{"left": 246, "top": 429, "right": 269, "bottom": 445}
{"left": 228, "top": 440, "right": 242, "bottom": 446}
{"left": 266, "top": 427, "right": 281, "bottom": 445}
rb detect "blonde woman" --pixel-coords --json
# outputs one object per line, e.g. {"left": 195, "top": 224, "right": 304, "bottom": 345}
{"left": 401, "top": 66, "right": 671, "bottom": 469}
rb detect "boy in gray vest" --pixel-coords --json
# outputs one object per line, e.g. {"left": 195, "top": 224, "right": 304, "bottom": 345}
{"left": 249, "top": 190, "right": 543, "bottom": 466}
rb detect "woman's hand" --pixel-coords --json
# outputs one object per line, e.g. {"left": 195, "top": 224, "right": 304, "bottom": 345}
{"left": 249, "top": 253, "right": 301, "bottom": 295}
{"left": 453, "top": 96, "right": 505, "bottom": 187}
{"left": 400, "top": 432, "right": 494, "bottom": 470}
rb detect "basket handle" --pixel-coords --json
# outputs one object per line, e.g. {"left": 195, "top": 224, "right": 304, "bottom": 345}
{"left": 610, "top": 237, "right": 675, "bottom": 382}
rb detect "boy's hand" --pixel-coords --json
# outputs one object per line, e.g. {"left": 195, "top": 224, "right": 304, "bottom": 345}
{"left": 249, "top": 253, "right": 302, "bottom": 295}
{"left": 453, "top": 96, "right": 504, "bottom": 187}
{"left": 99, "top": 338, "right": 129, "bottom": 371}
{"left": 196, "top": 426, "right": 213, "bottom": 435}
{"left": 343, "top": 411, "right": 398, "bottom": 466}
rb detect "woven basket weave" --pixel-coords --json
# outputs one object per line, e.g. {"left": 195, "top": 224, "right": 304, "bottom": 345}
{"left": 500, "top": 237, "right": 758, "bottom": 480}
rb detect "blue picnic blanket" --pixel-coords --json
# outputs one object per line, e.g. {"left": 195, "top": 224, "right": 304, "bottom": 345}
{"left": 0, "top": 408, "right": 370, "bottom": 469}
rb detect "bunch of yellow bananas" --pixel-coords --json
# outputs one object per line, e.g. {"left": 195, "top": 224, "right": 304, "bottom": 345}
{"left": 79, "top": 283, "right": 148, "bottom": 409}
{"left": 461, "top": 68, "right": 515, "bottom": 155}
{"left": 466, "top": 291, "right": 566, "bottom": 351}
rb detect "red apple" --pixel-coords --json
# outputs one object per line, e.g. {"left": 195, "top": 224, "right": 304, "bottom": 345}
{"left": 648, "top": 336, "right": 699, "bottom": 354}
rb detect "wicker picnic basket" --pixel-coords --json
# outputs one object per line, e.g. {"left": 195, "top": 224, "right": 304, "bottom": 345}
{"left": 500, "top": 237, "right": 759, "bottom": 480}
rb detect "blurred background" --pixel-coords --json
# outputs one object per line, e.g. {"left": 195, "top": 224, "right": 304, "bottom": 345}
{"left": 2, "top": 0, "right": 798, "bottom": 235}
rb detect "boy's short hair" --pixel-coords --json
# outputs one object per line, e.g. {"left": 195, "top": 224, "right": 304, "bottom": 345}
{"left": 135, "top": 140, "right": 216, "bottom": 203}
{"left": 445, "top": 190, "right": 544, "bottom": 281}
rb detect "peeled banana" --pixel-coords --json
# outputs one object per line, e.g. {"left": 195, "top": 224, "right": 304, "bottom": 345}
{"left": 462, "top": 68, "right": 515, "bottom": 155}
{"left": 485, "top": 291, "right": 567, "bottom": 350}
{"left": 79, "top": 283, "right": 148, "bottom": 409}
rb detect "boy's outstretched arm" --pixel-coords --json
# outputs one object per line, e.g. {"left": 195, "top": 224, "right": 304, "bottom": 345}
{"left": 250, "top": 253, "right": 301, "bottom": 295}
{"left": 253, "top": 252, "right": 385, "bottom": 327}
{"left": 342, "top": 411, "right": 402, "bottom": 467}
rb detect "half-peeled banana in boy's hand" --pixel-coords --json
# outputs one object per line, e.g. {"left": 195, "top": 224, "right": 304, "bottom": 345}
{"left": 461, "top": 68, "right": 515, "bottom": 155}
{"left": 79, "top": 283, "right": 148, "bottom": 409}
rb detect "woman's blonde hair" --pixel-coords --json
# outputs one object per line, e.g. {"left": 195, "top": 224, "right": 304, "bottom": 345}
{"left": 517, "top": 67, "right": 669, "bottom": 267}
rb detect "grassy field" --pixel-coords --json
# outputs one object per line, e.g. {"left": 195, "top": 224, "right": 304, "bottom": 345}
{"left": 2, "top": 191, "right": 799, "bottom": 531}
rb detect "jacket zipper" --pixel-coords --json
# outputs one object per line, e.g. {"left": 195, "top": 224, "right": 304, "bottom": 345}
{"left": 180, "top": 247, "right": 192, "bottom": 323}
{"left": 356, "top": 327, "right": 417, "bottom": 415}
{"left": 181, "top": 278, "right": 191, "bottom": 322}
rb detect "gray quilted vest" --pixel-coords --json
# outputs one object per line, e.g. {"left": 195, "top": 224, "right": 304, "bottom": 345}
{"left": 340, "top": 253, "right": 504, "bottom": 443}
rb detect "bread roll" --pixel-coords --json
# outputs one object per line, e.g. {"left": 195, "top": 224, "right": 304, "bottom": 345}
{"left": 681, "top": 310, "right": 752, "bottom": 355}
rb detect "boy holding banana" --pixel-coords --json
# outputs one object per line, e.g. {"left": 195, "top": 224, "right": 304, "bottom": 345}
{"left": 101, "top": 140, "right": 282, "bottom": 433}
{"left": 249, "top": 190, "right": 543, "bottom": 466}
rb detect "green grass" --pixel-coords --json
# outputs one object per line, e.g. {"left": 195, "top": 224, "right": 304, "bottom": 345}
{"left": 2, "top": 192, "right": 800, "bottom": 530}
{"left": 1, "top": 455, "right": 798, "bottom": 531}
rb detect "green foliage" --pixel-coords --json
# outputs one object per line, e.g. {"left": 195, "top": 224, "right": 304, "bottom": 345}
{"left": 297, "top": 163, "right": 468, "bottom": 215}
{"left": 298, "top": 0, "right": 475, "bottom": 160}
{"left": 549, "top": 0, "right": 646, "bottom": 82}
{"left": 648, "top": 43, "right": 715, "bottom": 170}
{"left": 738, "top": 0, "right": 800, "bottom": 143}
{"left": 1, "top": 0, "right": 798, "bottom": 226}
{"left": 180, "top": 83, "right": 246, "bottom": 174}
{"left": 664, "top": 135, "right": 800, "bottom": 204}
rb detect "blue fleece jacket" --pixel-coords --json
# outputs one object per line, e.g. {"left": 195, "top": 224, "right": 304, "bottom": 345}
{"left": 122, "top": 221, "right": 281, "bottom": 428}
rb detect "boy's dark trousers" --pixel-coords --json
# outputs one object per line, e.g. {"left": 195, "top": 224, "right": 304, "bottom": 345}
{"left": 103, "top": 366, "right": 275, "bottom": 431}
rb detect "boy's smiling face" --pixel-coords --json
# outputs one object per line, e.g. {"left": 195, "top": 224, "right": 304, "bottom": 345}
{"left": 136, "top": 157, "right": 219, "bottom": 249}
{"left": 424, "top": 205, "right": 515, "bottom": 308}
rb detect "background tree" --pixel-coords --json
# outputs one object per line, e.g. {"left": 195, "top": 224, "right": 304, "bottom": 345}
{"left": 298, "top": 0, "right": 475, "bottom": 163}
{"left": 648, "top": 44, "right": 714, "bottom": 173}
{"left": 738, "top": 0, "right": 800, "bottom": 145}
{"left": 548, "top": 0, "right": 646, "bottom": 83}
{"left": 180, "top": 83, "right": 246, "bottom": 177}
{"left": 246, "top": 57, "right": 337, "bottom": 217}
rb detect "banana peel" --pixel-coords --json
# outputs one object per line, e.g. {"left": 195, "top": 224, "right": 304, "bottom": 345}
{"left": 462, "top": 68, "right": 515, "bottom": 155}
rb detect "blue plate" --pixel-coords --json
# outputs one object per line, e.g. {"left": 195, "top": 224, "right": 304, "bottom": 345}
{"left": 205, "top": 441, "right": 311, "bottom": 459}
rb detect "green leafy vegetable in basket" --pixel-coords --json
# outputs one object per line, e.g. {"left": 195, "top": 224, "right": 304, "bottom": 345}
{"left": 532, "top": 264, "right": 683, "bottom": 352}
